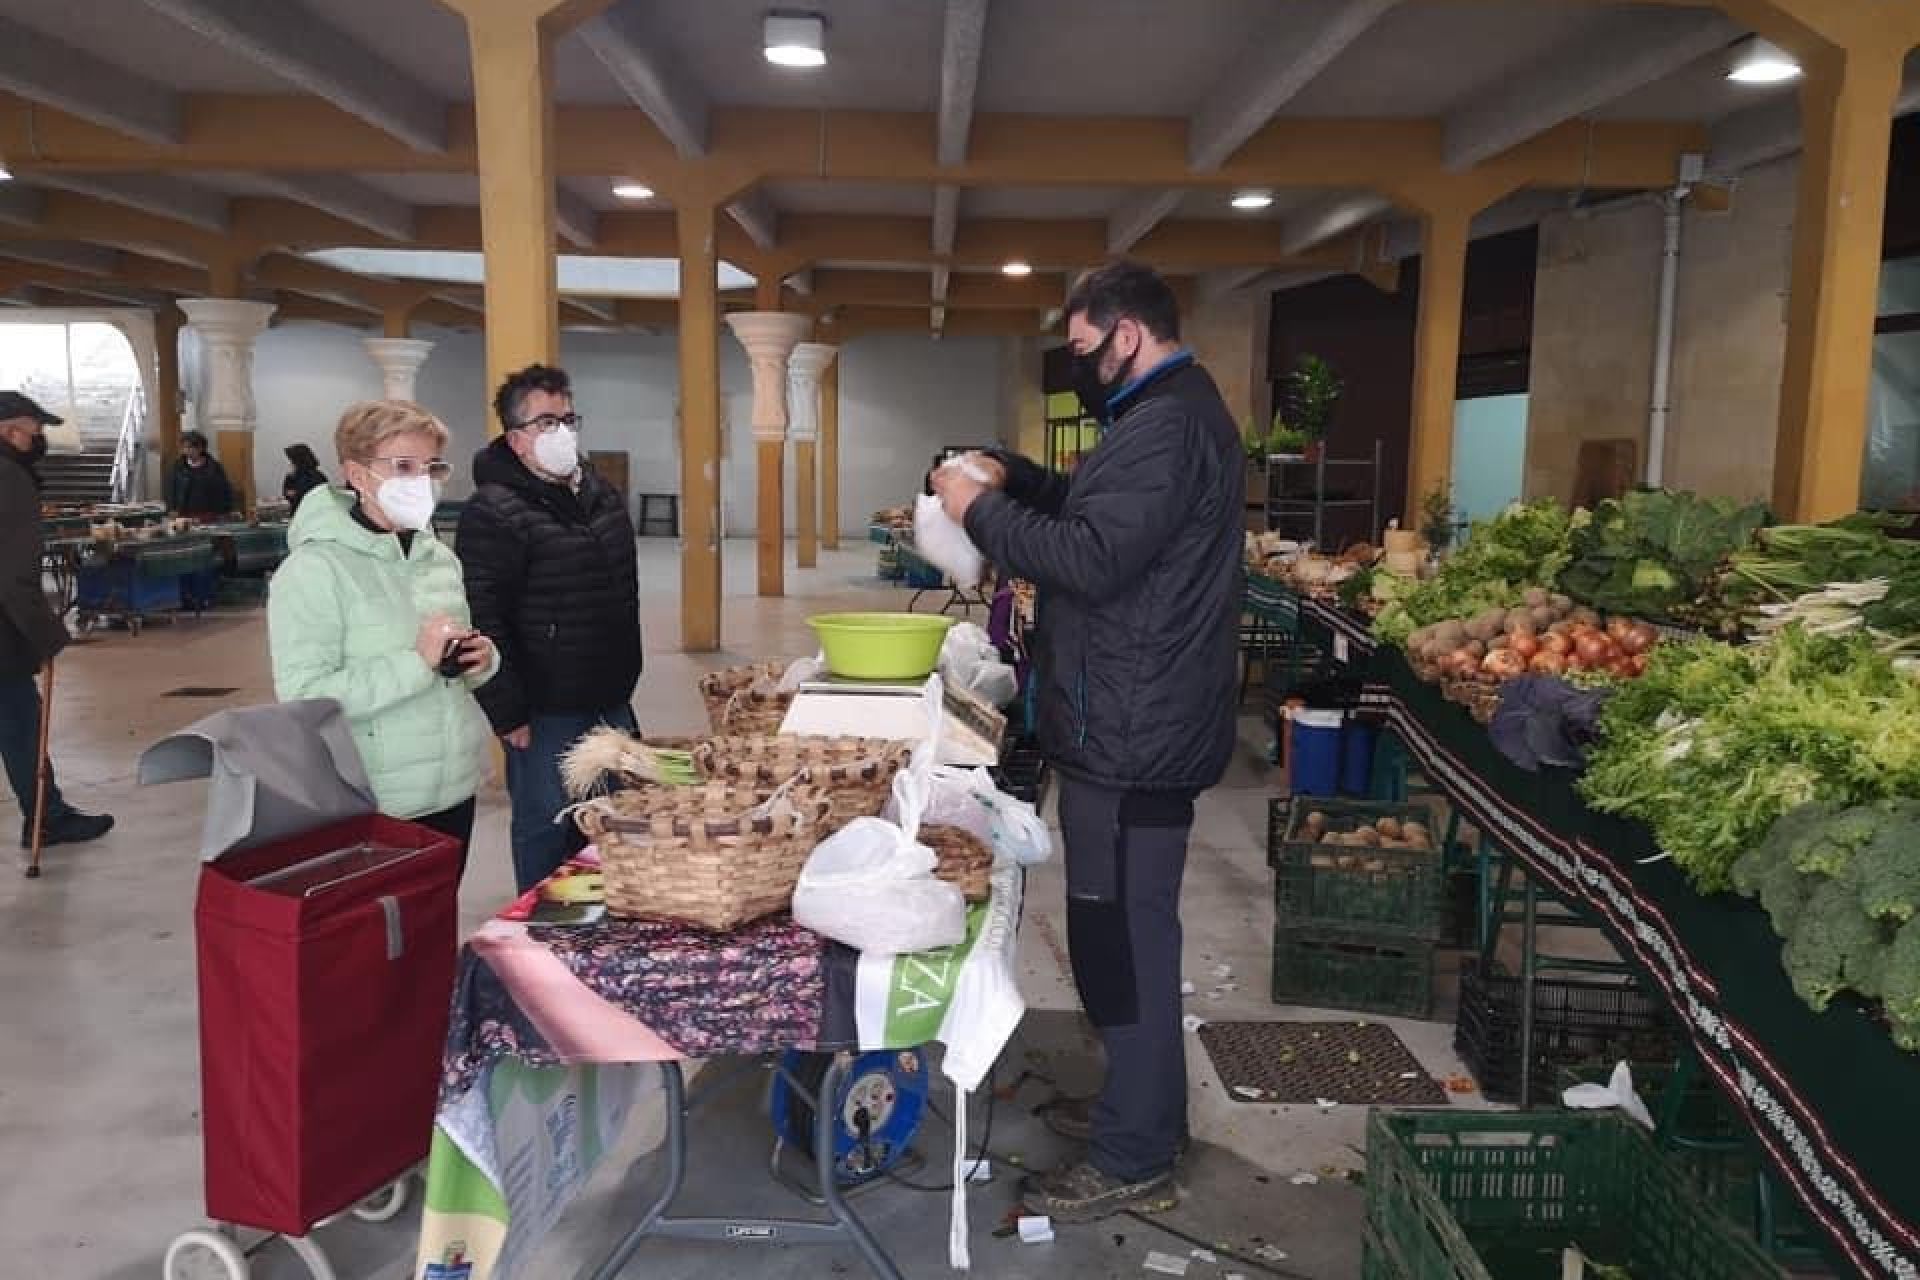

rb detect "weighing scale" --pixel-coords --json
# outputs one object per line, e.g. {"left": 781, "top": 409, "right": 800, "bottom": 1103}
{"left": 778, "top": 675, "right": 1006, "bottom": 767}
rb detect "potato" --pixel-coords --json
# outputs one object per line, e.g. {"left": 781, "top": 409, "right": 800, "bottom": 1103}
{"left": 1433, "top": 620, "right": 1467, "bottom": 650}
{"left": 1549, "top": 593, "right": 1573, "bottom": 613}
{"left": 1530, "top": 605, "right": 1558, "bottom": 629}
{"left": 1376, "top": 817, "right": 1403, "bottom": 840}
{"left": 1351, "top": 826, "right": 1382, "bottom": 847}
{"left": 1522, "top": 586, "right": 1550, "bottom": 608}
{"left": 1506, "top": 607, "right": 1536, "bottom": 633}
{"left": 1304, "top": 810, "right": 1329, "bottom": 832}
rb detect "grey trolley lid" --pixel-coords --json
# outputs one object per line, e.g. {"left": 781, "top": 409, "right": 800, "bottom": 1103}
{"left": 138, "top": 699, "right": 379, "bottom": 862}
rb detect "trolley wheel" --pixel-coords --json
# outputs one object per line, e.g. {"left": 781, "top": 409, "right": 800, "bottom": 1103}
{"left": 351, "top": 1175, "right": 410, "bottom": 1223}
{"left": 163, "top": 1228, "right": 249, "bottom": 1280}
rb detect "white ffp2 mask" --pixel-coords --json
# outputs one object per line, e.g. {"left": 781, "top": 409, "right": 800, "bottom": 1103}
{"left": 377, "top": 475, "right": 439, "bottom": 532}
{"left": 532, "top": 426, "right": 580, "bottom": 478}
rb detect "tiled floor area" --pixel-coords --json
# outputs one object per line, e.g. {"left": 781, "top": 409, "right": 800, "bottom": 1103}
{"left": 0, "top": 542, "right": 1481, "bottom": 1280}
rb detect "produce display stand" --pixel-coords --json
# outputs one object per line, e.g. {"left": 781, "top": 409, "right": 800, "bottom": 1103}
{"left": 73, "top": 534, "right": 216, "bottom": 634}
{"left": 1263, "top": 439, "right": 1384, "bottom": 548}
{"left": 1289, "top": 588, "right": 1920, "bottom": 1280}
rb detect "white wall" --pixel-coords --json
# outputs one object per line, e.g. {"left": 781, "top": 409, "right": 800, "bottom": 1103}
{"left": 247, "top": 322, "right": 1005, "bottom": 533}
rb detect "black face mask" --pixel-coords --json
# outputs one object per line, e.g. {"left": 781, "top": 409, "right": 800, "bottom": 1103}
{"left": 27, "top": 434, "right": 47, "bottom": 464}
{"left": 1071, "top": 327, "right": 1134, "bottom": 423}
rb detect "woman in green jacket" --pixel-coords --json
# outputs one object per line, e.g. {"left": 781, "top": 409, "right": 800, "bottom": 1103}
{"left": 268, "top": 400, "right": 497, "bottom": 871}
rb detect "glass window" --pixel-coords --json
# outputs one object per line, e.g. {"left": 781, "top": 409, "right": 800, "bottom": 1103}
{"left": 1864, "top": 257, "right": 1920, "bottom": 511}
{"left": 0, "top": 319, "right": 141, "bottom": 450}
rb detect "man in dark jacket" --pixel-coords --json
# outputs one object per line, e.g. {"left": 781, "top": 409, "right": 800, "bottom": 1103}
{"left": 0, "top": 391, "right": 114, "bottom": 850}
{"left": 934, "top": 261, "right": 1242, "bottom": 1223}
{"left": 170, "top": 430, "right": 236, "bottom": 518}
{"left": 458, "top": 365, "right": 642, "bottom": 891}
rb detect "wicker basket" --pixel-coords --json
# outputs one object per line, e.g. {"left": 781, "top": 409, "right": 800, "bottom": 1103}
{"left": 581, "top": 781, "right": 834, "bottom": 930}
{"left": 692, "top": 736, "right": 913, "bottom": 829}
{"left": 697, "top": 662, "right": 795, "bottom": 735}
{"left": 922, "top": 824, "right": 994, "bottom": 902}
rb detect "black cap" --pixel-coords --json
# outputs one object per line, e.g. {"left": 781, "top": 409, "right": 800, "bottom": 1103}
{"left": 0, "top": 391, "right": 62, "bottom": 426}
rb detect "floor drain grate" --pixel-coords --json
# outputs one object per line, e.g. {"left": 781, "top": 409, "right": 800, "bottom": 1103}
{"left": 1198, "top": 1020, "right": 1446, "bottom": 1105}
{"left": 163, "top": 687, "right": 240, "bottom": 698}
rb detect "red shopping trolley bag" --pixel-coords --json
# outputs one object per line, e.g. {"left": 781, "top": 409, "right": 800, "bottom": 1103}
{"left": 139, "top": 699, "right": 464, "bottom": 1236}
{"left": 194, "top": 815, "right": 459, "bottom": 1235}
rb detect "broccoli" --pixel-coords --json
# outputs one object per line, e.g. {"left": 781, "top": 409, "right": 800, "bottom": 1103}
{"left": 1732, "top": 839, "right": 1818, "bottom": 930}
{"left": 1790, "top": 807, "right": 1881, "bottom": 877}
{"left": 1853, "top": 838, "right": 1920, "bottom": 925}
{"left": 1878, "top": 919, "right": 1920, "bottom": 1050}
{"left": 1780, "top": 879, "right": 1888, "bottom": 1011}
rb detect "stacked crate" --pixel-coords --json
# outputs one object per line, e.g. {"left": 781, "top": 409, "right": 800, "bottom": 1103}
{"left": 1268, "top": 796, "right": 1444, "bottom": 1018}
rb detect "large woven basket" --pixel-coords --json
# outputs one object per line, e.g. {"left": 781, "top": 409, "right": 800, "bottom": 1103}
{"left": 922, "top": 823, "right": 994, "bottom": 902}
{"left": 580, "top": 781, "right": 834, "bottom": 930}
{"left": 698, "top": 662, "right": 795, "bottom": 735}
{"left": 692, "top": 736, "right": 913, "bottom": 829}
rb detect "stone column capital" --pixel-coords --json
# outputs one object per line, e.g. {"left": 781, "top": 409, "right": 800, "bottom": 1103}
{"left": 725, "top": 311, "right": 813, "bottom": 442}
{"left": 362, "top": 337, "right": 436, "bottom": 402}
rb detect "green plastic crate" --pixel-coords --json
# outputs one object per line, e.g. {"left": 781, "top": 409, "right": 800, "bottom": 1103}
{"left": 1272, "top": 796, "right": 1445, "bottom": 938}
{"left": 1271, "top": 923, "right": 1433, "bottom": 1018}
{"left": 1364, "top": 1109, "right": 1787, "bottom": 1280}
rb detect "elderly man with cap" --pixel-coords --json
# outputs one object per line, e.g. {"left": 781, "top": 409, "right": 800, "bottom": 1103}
{"left": 0, "top": 391, "right": 114, "bottom": 850}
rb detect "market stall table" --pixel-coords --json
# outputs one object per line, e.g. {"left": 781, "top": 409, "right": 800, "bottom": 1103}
{"left": 1282, "top": 586, "right": 1920, "bottom": 1280}
{"left": 417, "top": 854, "right": 1025, "bottom": 1280}
{"left": 73, "top": 533, "right": 216, "bottom": 633}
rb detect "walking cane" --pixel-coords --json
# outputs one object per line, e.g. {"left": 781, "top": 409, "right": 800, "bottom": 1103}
{"left": 25, "top": 657, "right": 53, "bottom": 879}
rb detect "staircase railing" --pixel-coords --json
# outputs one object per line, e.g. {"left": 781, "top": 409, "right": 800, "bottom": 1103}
{"left": 109, "top": 384, "right": 147, "bottom": 504}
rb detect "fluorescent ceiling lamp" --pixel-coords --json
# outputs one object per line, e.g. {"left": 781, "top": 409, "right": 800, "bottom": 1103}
{"left": 0, "top": 162, "right": 12, "bottom": 182}
{"left": 764, "top": 11, "right": 827, "bottom": 68}
{"left": 1001, "top": 261, "right": 1032, "bottom": 277}
{"left": 1727, "top": 36, "right": 1800, "bottom": 84}
{"left": 611, "top": 180, "right": 654, "bottom": 200}
{"left": 1231, "top": 191, "right": 1274, "bottom": 210}
{"left": 302, "top": 248, "right": 756, "bottom": 298}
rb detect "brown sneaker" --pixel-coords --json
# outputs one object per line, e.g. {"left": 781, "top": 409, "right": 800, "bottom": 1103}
{"left": 1018, "top": 1159, "right": 1178, "bottom": 1224}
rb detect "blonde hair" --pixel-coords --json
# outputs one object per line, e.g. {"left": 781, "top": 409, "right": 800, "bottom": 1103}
{"left": 333, "top": 400, "right": 450, "bottom": 465}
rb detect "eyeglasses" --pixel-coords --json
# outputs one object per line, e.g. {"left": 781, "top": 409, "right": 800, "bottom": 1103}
{"left": 512, "top": 412, "right": 584, "bottom": 435}
{"left": 364, "top": 456, "right": 452, "bottom": 482}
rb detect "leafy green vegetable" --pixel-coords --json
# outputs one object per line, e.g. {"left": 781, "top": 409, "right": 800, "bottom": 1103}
{"left": 1581, "top": 626, "right": 1920, "bottom": 892}
{"left": 1557, "top": 489, "right": 1766, "bottom": 623}
{"left": 1371, "top": 500, "right": 1578, "bottom": 644}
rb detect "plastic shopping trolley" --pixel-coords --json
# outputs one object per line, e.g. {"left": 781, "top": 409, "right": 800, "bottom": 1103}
{"left": 140, "top": 701, "right": 464, "bottom": 1280}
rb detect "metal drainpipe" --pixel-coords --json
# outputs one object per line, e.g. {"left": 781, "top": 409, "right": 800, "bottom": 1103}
{"left": 1646, "top": 187, "right": 1688, "bottom": 487}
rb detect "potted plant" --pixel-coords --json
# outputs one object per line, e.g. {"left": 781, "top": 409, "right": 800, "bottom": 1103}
{"left": 1266, "top": 420, "right": 1309, "bottom": 460}
{"left": 1420, "top": 485, "right": 1457, "bottom": 553}
{"left": 1282, "top": 354, "right": 1343, "bottom": 463}
{"left": 1243, "top": 418, "right": 1270, "bottom": 505}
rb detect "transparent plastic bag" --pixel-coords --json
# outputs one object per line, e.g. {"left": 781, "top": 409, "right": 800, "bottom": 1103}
{"left": 924, "top": 765, "right": 1051, "bottom": 867}
{"left": 793, "top": 771, "right": 967, "bottom": 954}
{"left": 914, "top": 492, "right": 986, "bottom": 589}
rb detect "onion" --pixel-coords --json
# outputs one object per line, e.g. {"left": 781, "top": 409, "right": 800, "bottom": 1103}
{"left": 1528, "top": 650, "right": 1567, "bottom": 675}
{"left": 1609, "top": 658, "right": 1638, "bottom": 679}
{"left": 1509, "top": 632, "right": 1541, "bottom": 660}
{"left": 1628, "top": 654, "right": 1648, "bottom": 676}
{"left": 1619, "top": 622, "right": 1657, "bottom": 655}
{"left": 1575, "top": 633, "right": 1611, "bottom": 666}
{"left": 1541, "top": 632, "right": 1572, "bottom": 657}
{"left": 1606, "top": 617, "right": 1635, "bottom": 643}
{"left": 1482, "top": 649, "right": 1527, "bottom": 680}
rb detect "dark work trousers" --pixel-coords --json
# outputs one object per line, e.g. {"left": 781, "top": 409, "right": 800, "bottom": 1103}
{"left": 1057, "top": 773, "right": 1196, "bottom": 1184}
{"left": 0, "top": 672, "right": 69, "bottom": 834}
{"left": 409, "top": 796, "right": 477, "bottom": 884}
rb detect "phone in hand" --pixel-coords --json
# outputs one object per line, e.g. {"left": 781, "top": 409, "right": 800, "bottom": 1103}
{"left": 437, "top": 633, "right": 474, "bottom": 679}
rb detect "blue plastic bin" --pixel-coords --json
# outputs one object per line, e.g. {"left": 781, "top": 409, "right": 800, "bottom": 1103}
{"left": 1289, "top": 709, "right": 1344, "bottom": 797}
{"left": 1340, "top": 719, "right": 1378, "bottom": 797}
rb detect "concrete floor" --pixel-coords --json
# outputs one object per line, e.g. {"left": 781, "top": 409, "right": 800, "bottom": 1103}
{"left": 0, "top": 542, "right": 1483, "bottom": 1280}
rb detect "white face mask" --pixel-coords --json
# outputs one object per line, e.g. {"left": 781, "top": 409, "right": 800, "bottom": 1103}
{"left": 532, "top": 425, "right": 579, "bottom": 478}
{"left": 375, "top": 475, "right": 439, "bottom": 532}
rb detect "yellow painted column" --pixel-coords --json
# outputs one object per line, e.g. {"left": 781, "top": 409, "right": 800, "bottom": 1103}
{"left": 154, "top": 306, "right": 182, "bottom": 475}
{"left": 440, "top": 0, "right": 586, "bottom": 431}
{"left": 1770, "top": 43, "right": 1908, "bottom": 520}
{"left": 1404, "top": 203, "right": 1472, "bottom": 526}
{"left": 678, "top": 199, "right": 723, "bottom": 652}
{"left": 821, "top": 358, "right": 841, "bottom": 549}
{"left": 795, "top": 443, "right": 818, "bottom": 566}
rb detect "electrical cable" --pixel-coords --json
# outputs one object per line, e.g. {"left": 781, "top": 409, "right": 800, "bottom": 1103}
{"left": 857, "top": 1063, "right": 1000, "bottom": 1194}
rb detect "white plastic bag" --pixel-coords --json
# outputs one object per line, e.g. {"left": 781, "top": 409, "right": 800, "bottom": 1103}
{"left": 959, "top": 660, "right": 1019, "bottom": 708}
{"left": 924, "top": 765, "right": 1052, "bottom": 867}
{"left": 793, "top": 771, "right": 966, "bottom": 955}
{"left": 777, "top": 652, "right": 826, "bottom": 692}
{"left": 914, "top": 491, "right": 986, "bottom": 590}
{"left": 1559, "top": 1060, "right": 1655, "bottom": 1130}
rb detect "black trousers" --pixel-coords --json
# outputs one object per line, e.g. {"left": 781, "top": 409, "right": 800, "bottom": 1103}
{"left": 1057, "top": 774, "right": 1195, "bottom": 1183}
{"left": 410, "top": 797, "right": 477, "bottom": 883}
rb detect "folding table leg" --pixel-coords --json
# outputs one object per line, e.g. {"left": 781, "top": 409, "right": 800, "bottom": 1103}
{"left": 588, "top": 1062, "right": 689, "bottom": 1280}
{"left": 812, "top": 1056, "right": 905, "bottom": 1280}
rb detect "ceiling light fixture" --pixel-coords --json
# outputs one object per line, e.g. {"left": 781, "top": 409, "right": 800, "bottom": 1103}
{"left": 1231, "top": 191, "right": 1274, "bottom": 211}
{"left": 764, "top": 11, "right": 827, "bottom": 68}
{"left": 1001, "top": 261, "right": 1033, "bottom": 277}
{"left": 0, "top": 161, "right": 12, "bottom": 183}
{"left": 1726, "top": 36, "right": 1800, "bottom": 85}
{"left": 611, "top": 180, "right": 655, "bottom": 201}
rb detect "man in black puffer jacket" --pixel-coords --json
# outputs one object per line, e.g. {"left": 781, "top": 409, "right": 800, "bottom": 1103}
{"left": 458, "top": 365, "right": 642, "bottom": 891}
{"left": 933, "top": 261, "right": 1242, "bottom": 1225}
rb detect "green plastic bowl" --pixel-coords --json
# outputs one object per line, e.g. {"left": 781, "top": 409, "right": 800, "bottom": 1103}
{"left": 807, "top": 612, "right": 956, "bottom": 680}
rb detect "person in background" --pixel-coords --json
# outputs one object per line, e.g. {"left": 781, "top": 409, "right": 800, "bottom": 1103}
{"left": 268, "top": 401, "right": 497, "bottom": 869}
{"left": 281, "top": 442, "right": 327, "bottom": 513}
{"left": 170, "top": 430, "right": 236, "bottom": 519}
{"left": 0, "top": 390, "right": 114, "bottom": 849}
{"left": 458, "top": 364, "right": 642, "bottom": 893}
{"left": 932, "top": 260, "right": 1242, "bottom": 1224}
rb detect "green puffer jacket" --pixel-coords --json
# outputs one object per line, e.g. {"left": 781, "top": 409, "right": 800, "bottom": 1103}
{"left": 268, "top": 486, "right": 495, "bottom": 819}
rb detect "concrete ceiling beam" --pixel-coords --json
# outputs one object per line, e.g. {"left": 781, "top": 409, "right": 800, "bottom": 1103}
{"left": 1708, "top": 62, "right": 1920, "bottom": 174}
{"left": 578, "top": 0, "right": 709, "bottom": 156}
{"left": 25, "top": 174, "right": 230, "bottom": 232}
{"left": 140, "top": 0, "right": 449, "bottom": 151}
{"left": 0, "top": 185, "right": 46, "bottom": 228}
{"left": 1280, "top": 193, "right": 1395, "bottom": 256}
{"left": 251, "top": 174, "right": 417, "bottom": 242}
{"left": 1444, "top": 8, "right": 1738, "bottom": 171}
{"left": 1116, "top": 0, "right": 1401, "bottom": 251}
{"left": 937, "top": 0, "right": 991, "bottom": 166}
{"left": 555, "top": 184, "right": 599, "bottom": 248}
{"left": 726, "top": 189, "right": 779, "bottom": 251}
{"left": 0, "top": 241, "right": 121, "bottom": 276}
{"left": 0, "top": 17, "right": 180, "bottom": 144}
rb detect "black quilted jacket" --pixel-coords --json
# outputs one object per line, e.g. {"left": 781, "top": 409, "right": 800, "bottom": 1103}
{"left": 456, "top": 438, "right": 642, "bottom": 732}
{"left": 964, "top": 356, "right": 1244, "bottom": 792}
